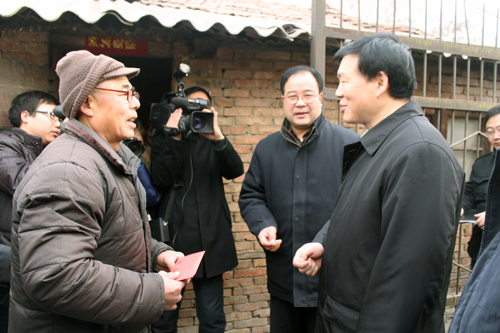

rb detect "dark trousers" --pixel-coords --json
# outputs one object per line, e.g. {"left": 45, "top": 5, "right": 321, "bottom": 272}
{"left": 152, "top": 274, "right": 225, "bottom": 333}
{"left": 0, "top": 284, "right": 9, "bottom": 333}
{"left": 270, "top": 295, "right": 317, "bottom": 333}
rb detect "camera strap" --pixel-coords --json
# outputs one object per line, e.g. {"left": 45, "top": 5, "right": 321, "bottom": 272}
{"left": 164, "top": 182, "right": 183, "bottom": 221}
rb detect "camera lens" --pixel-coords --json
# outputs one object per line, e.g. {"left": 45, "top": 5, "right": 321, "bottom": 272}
{"left": 192, "top": 115, "right": 207, "bottom": 131}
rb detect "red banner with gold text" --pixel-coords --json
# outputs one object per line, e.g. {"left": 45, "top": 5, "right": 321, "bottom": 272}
{"left": 85, "top": 36, "right": 148, "bottom": 56}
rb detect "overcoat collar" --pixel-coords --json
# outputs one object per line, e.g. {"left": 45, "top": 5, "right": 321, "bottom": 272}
{"left": 360, "top": 99, "right": 424, "bottom": 156}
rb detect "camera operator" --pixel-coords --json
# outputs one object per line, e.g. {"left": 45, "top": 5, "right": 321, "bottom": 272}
{"left": 150, "top": 87, "right": 243, "bottom": 333}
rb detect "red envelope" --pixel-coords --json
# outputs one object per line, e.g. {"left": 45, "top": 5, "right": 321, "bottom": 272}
{"left": 171, "top": 251, "right": 205, "bottom": 281}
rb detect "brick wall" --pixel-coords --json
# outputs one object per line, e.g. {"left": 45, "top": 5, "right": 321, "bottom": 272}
{"left": 0, "top": 30, "right": 55, "bottom": 127}
{"left": 1, "top": 26, "right": 499, "bottom": 331}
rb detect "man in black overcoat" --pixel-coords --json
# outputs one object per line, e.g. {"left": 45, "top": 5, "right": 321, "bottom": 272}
{"left": 294, "top": 33, "right": 465, "bottom": 333}
{"left": 239, "top": 66, "right": 359, "bottom": 333}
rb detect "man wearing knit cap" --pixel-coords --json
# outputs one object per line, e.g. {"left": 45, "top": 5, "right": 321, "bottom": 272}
{"left": 9, "top": 50, "right": 186, "bottom": 332}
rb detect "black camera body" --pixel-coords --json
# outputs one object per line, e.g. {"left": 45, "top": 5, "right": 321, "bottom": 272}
{"left": 150, "top": 63, "right": 214, "bottom": 138}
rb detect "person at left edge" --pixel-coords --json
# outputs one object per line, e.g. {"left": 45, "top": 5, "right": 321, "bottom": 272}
{"left": 0, "top": 91, "right": 60, "bottom": 333}
{"left": 9, "top": 50, "right": 186, "bottom": 332}
{"left": 150, "top": 87, "right": 243, "bottom": 333}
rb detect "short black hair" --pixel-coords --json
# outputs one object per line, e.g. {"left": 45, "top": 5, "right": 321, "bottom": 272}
{"left": 333, "top": 33, "right": 417, "bottom": 99}
{"left": 280, "top": 66, "right": 324, "bottom": 95}
{"left": 484, "top": 104, "right": 500, "bottom": 126}
{"left": 9, "top": 91, "right": 59, "bottom": 127}
{"left": 185, "top": 86, "right": 212, "bottom": 103}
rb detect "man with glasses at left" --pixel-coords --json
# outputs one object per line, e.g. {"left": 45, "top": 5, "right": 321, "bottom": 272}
{"left": 0, "top": 91, "right": 60, "bottom": 332}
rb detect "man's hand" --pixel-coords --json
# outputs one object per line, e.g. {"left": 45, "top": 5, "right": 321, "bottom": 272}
{"left": 293, "top": 242, "right": 325, "bottom": 276}
{"left": 258, "top": 226, "right": 282, "bottom": 252}
{"left": 158, "top": 271, "right": 186, "bottom": 310}
{"left": 157, "top": 250, "right": 184, "bottom": 272}
{"left": 475, "top": 211, "right": 486, "bottom": 229}
{"left": 200, "top": 107, "right": 224, "bottom": 142}
{"left": 165, "top": 108, "right": 183, "bottom": 141}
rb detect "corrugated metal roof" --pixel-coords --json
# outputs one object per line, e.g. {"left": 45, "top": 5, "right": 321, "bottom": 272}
{"left": 0, "top": 0, "right": 427, "bottom": 40}
{"left": 0, "top": 0, "right": 312, "bottom": 40}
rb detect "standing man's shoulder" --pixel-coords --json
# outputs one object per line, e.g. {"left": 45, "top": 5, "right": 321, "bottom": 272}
{"left": 322, "top": 120, "right": 360, "bottom": 143}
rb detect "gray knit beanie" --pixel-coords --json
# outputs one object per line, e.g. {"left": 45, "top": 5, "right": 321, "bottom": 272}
{"left": 55, "top": 50, "right": 140, "bottom": 118}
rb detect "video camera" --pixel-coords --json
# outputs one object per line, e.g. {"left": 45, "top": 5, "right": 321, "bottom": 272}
{"left": 150, "top": 63, "right": 214, "bottom": 138}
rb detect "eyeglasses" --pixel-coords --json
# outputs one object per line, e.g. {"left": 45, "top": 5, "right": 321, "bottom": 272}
{"left": 284, "top": 93, "right": 319, "bottom": 105}
{"left": 33, "top": 111, "right": 62, "bottom": 123}
{"left": 94, "top": 87, "right": 139, "bottom": 103}
{"left": 486, "top": 126, "right": 500, "bottom": 137}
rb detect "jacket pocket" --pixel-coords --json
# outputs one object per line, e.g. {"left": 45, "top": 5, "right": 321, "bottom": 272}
{"left": 323, "top": 295, "right": 359, "bottom": 333}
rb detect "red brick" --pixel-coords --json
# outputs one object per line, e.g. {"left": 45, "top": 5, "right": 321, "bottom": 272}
{"left": 233, "top": 145, "right": 251, "bottom": 154}
{"left": 0, "top": 39, "right": 24, "bottom": 52}
{"left": 253, "top": 309, "right": 270, "bottom": 318}
{"left": 228, "top": 202, "right": 240, "bottom": 213}
{"left": 226, "top": 311, "right": 253, "bottom": 322}
{"left": 251, "top": 89, "right": 281, "bottom": 98}
{"left": 174, "top": 44, "right": 190, "bottom": 54}
{"left": 224, "top": 108, "right": 252, "bottom": 116}
{"left": 214, "top": 98, "right": 232, "bottom": 107}
{"left": 253, "top": 71, "right": 281, "bottom": 80}
{"left": 273, "top": 61, "right": 305, "bottom": 71}
{"left": 216, "top": 60, "right": 235, "bottom": 69}
{"left": 235, "top": 80, "right": 269, "bottom": 89}
{"left": 233, "top": 318, "right": 268, "bottom": 329}
{"left": 292, "top": 52, "right": 310, "bottom": 61}
{"left": 224, "top": 70, "right": 253, "bottom": 79}
{"left": 236, "top": 117, "right": 273, "bottom": 126}
{"left": 250, "top": 126, "right": 280, "bottom": 135}
{"left": 24, "top": 42, "right": 48, "bottom": 54}
{"left": 256, "top": 50, "right": 290, "bottom": 61}
{"left": 232, "top": 223, "right": 250, "bottom": 232}
{"left": 235, "top": 98, "right": 274, "bottom": 107}
{"left": 223, "top": 88, "right": 251, "bottom": 97}
{"left": 249, "top": 293, "right": 270, "bottom": 303}
{"left": 253, "top": 108, "right": 283, "bottom": 117}
{"left": 235, "top": 49, "right": 255, "bottom": 59}
{"left": 217, "top": 47, "right": 234, "bottom": 58}
{"left": 236, "top": 259, "right": 252, "bottom": 269}
{"left": 224, "top": 277, "right": 254, "bottom": 288}
{"left": 233, "top": 268, "right": 267, "bottom": 278}
{"left": 234, "top": 135, "right": 266, "bottom": 144}
{"left": 225, "top": 184, "right": 242, "bottom": 193}
{"left": 235, "top": 60, "right": 263, "bottom": 70}
{"left": 234, "top": 301, "right": 268, "bottom": 312}
{"left": 253, "top": 276, "right": 268, "bottom": 285}
{"left": 221, "top": 125, "right": 248, "bottom": 135}
{"left": 195, "top": 69, "right": 221, "bottom": 78}
{"left": 234, "top": 232, "right": 257, "bottom": 242}
{"left": 235, "top": 242, "right": 254, "bottom": 251}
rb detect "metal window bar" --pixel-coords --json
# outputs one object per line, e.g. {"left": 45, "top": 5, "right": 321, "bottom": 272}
{"left": 423, "top": 53, "right": 427, "bottom": 97}
{"left": 467, "top": 58, "right": 471, "bottom": 101}
{"left": 439, "top": 54, "right": 442, "bottom": 99}
{"left": 453, "top": 56, "right": 457, "bottom": 99}
{"left": 480, "top": 60, "right": 484, "bottom": 102}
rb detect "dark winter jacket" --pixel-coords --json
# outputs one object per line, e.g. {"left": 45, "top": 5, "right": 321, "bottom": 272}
{"left": 314, "top": 100, "right": 465, "bottom": 333}
{"left": 449, "top": 151, "right": 500, "bottom": 333}
{"left": 9, "top": 119, "right": 170, "bottom": 333}
{"left": 239, "top": 114, "right": 359, "bottom": 307}
{"left": 0, "top": 128, "right": 43, "bottom": 246}
{"left": 150, "top": 133, "right": 243, "bottom": 278}
{"left": 0, "top": 128, "right": 43, "bottom": 284}
{"left": 462, "top": 151, "right": 495, "bottom": 264}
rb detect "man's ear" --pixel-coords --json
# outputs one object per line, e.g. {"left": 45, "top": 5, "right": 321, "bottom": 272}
{"left": 20, "top": 110, "right": 31, "bottom": 125}
{"left": 79, "top": 96, "right": 94, "bottom": 117}
{"left": 375, "top": 71, "right": 390, "bottom": 98}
